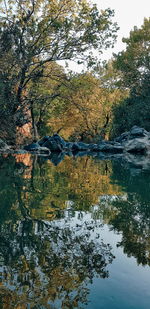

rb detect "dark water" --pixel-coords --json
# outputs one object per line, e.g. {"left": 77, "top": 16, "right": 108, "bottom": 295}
{"left": 0, "top": 153, "right": 150, "bottom": 308}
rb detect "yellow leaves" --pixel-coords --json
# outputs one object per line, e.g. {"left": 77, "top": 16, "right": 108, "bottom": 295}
{"left": 20, "top": 256, "right": 29, "bottom": 272}
{"left": 10, "top": 153, "right": 124, "bottom": 220}
{"left": 51, "top": 266, "right": 82, "bottom": 291}
{"left": 46, "top": 72, "right": 112, "bottom": 139}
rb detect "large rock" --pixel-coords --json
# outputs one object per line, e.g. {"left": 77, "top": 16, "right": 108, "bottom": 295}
{"left": 124, "top": 137, "right": 150, "bottom": 154}
{"left": 115, "top": 126, "right": 149, "bottom": 144}
{"left": 43, "top": 139, "right": 62, "bottom": 152}
{"left": 42, "top": 133, "right": 66, "bottom": 152}
{"left": 52, "top": 133, "right": 66, "bottom": 148}
{"left": 129, "top": 126, "right": 148, "bottom": 138}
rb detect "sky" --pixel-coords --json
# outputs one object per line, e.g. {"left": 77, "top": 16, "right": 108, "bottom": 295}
{"left": 96, "top": 0, "right": 150, "bottom": 57}
{"left": 67, "top": 0, "right": 150, "bottom": 72}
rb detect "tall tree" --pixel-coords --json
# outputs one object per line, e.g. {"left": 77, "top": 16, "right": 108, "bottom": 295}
{"left": 35, "top": 71, "right": 126, "bottom": 141}
{"left": 113, "top": 18, "right": 150, "bottom": 95}
{"left": 111, "top": 18, "right": 150, "bottom": 137}
{"left": 0, "top": 0, "right": 118, "bottom": 112}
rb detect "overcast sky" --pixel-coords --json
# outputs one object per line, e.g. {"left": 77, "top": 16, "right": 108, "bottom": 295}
{"left": 63, "top": 0, "right": 150, "bottom": 71}
{"left": 96, "top": 0, "right": 150, "bottom": 58}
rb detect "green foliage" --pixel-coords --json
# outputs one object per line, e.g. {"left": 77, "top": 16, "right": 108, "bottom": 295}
{"left": 111, "top": 90, "right": 150, "bottom": 137}
{"left": 110, "top": 160, "right": 150, "bottom": 266}
{"left": 111, "top": 18, "right": 150, "bottom": 137}
{"left": 113, "top": 18, "right": 150, "bottom": 94}
{"left": 33, "top": 68, "right": 127, "bottom": 141}
{"left": 0, "top": 0, "right": 118, "bottom": 104}
{"left": 0, "top": 0, "right": 119, "bottom": 141}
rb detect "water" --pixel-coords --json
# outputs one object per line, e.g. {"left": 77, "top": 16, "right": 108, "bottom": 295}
{"left": 0, "top": 153, "right": 150, "bottom": 308}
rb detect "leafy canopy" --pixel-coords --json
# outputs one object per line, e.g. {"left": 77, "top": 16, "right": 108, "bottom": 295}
{"left": 0, "top": 0, "right": 118, "bottom": 79}
{"left": 113, "top": 18, "right": 150, "bottom": 94}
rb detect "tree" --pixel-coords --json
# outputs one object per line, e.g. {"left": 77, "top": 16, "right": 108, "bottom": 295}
{"left": 45, "top": 72, "right": 106, "bottom": 140}
{"left": 111, "top": 18, "right": 150, "bottom": 137}
{"left": 113, "top": 18, "right": 150, "bottom": 94}
{"left": 0, "top": 0, "right": 118, "bottom": 116}
{"left": 32, "top": 70, "right": 127, "bottom": 141}
{"left": 27, "top": 61, "right": 66, "bottom": 139}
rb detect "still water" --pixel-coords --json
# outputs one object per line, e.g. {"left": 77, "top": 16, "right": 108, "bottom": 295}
{"left": 0, "top": 152, "right": 150, "bottom": 308}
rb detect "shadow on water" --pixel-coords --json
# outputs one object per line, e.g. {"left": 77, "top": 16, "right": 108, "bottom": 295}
{"left": 0, "top": 152, "right": 150, "bottom": 307}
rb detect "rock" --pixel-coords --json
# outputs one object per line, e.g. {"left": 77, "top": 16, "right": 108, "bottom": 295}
{"left": 97, "top": 142, "right": 124, "bottom": 153}
{"left": 31, "top": 147, "right": 51, "bottom": 155}
{"left": 24, "top": 142, "right": 50, "bottom": 154}
{"left": 115, "top": 126, "right": 149, "bottom": 144}
{"left": 129, "top": 126, "right": 148, "bottom": 138}
{"left": 25, "top": 134, "right": 67, "bottom": 153}
{"left": 38, "top": 136, "right": 50, "bottom": 146}
{"left": 0, "top": 138, "right": 10, "bottom": 150}
{"left": 72, "top": 142, "right": 90, "bottom": 151}
{"left": 24, "top": 142, "right": 40, "bottom": 151}
{"left": 43, "top": 139, "right": 62, "bottom": 152}
{"left": 42, "top": 134, "right": 66, "bottom": 152}
{"left": 52, "top": 133, "right": 66, "bottom": 148}
{"left": 114, "top": 131, "right": 129, "bottom": 143}
{"left": 88, "top": 144, "right": 100, "bottom": 151}
{"left": 23, "top": 127, "right": 150, "bottom": 160}
{"left": 65, "top": 142, "right": 74, "bottom": 150}
{"left": 124, "top": 137, "right": 150, "bottom": 154}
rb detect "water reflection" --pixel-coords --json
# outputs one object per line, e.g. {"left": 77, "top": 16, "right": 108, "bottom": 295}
{"left": 109, "top": 160, "right": 150, "bottom": 266}
{"left": 0, "top": 153, "right": 150, "bottom": 308}
{"left": 0, "top": 215, "right": 114, "bottom": 308}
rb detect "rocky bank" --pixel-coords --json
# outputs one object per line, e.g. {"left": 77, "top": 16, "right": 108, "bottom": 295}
{"left": 1, "top": 126, "right": 150, "bottom": 168}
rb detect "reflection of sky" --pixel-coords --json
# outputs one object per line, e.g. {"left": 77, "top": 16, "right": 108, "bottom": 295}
{"left": 0, "top": 205, "right": 150, "bottom": 308}
{"left": 85, "top": 224, "right": 150, "bottom": 309}
{"left": 46, "top": 207, "right": 150, "bottom": 308}
{"left": 51, "top": 209, "right": 150, "bottom": 309}
{"left": 41, "top": 209, "right": 150, "bottom": 308}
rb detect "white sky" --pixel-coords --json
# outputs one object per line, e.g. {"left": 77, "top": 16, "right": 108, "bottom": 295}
{"left": 96, "top": 0, "right": 150, "bottom": 57}
{"left": 66, "top": 0, "right": 150, "bottom": 72}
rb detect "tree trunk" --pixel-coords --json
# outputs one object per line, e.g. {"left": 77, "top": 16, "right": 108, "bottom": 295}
{"left": 14, "top": 66, "right": 27, "bottom": 113}
{"left": 30, "top": 100, "right": 39, "bottom": 141}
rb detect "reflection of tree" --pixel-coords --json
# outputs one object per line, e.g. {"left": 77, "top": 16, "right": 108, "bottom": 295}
{"left": 0, "top": 216, "right": 114, "bottom": 308}
{"left": 0, "top": 154, "right": 122, "bottom": 222}
{"left": 0, "top": 154, "right": 120, "bottom": 307}
{"left": 1, "top": 153, "right": 150, "bottom": 272}
{"left": 2, "top": 153, "right": 150, "bottom": 305}
{"left": 104, "top": 161, "right": 150, "bottom": 266}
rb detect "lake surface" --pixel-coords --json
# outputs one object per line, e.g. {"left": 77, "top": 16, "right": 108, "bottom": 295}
{"left": 0, "top": 152, "right": 150, "bottom": 308}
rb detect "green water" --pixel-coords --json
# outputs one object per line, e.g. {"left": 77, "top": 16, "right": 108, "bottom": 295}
{"left": 0, "top": 153, "right": 150, "bottom": 308}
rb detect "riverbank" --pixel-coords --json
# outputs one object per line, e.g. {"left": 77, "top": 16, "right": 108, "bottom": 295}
{"left": 1, "top": 126, "right": 150, "bottom": 169}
